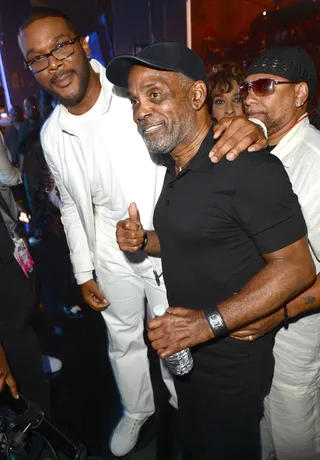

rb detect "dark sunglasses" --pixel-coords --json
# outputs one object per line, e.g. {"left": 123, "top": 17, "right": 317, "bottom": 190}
{"left": 239, "top": 78, "right": 298, "bottom": 99}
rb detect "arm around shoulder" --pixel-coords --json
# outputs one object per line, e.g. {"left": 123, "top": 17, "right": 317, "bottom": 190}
{"left": 216, "top": 154, "right": 316, "bottom": 333}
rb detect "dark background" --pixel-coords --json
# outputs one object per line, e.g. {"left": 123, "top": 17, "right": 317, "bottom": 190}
{"left": 0, "top": 0, "right": 187, "bottom": 106}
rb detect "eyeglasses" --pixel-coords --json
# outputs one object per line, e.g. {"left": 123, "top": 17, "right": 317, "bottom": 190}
{"left": 24, "top": 36, "right": 80, "bottom": 75}
{"left": 239, "top": 78, "right": 298, "bottom": 99}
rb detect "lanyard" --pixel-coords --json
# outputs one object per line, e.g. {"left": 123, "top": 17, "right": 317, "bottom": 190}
{"left": 287, "top": 109, "right": 315, "bottom": 133}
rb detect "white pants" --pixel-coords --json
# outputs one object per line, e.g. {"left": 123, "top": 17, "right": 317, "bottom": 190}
{"left": 261, "top": 318, "right": 320, "bottom": 460}
{"left": 98, "top": 263, "right": 177, "bottom": 420}
{"left": 261, "top": 383, "right": 320, "bottom": 460}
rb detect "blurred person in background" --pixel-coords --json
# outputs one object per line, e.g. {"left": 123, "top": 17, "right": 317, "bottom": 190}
{"left": 0, "top": 130, "right": 22, "bottom": 219}
{"left": 207, "top": 64, "right": 245, "bottom": 121}
{"left": 19, "top": 95, "right": 49, "bottom": 245}
{"left": 38, "top": 88, "right": 56, "bottom": 123}
{"left": 4, "top": 106, "right": 25, "bottom": 167}
{"left": 19, "top": 96, "right": 41, "bottom": 170}
{"left": 0, "top": 128, "right": 62, "bottom": 375}
{"left": 0, "top": 130, "right": 52, "bottom": 409}
{"left": 0, "top": 196, "right": 50, "bottom": 418}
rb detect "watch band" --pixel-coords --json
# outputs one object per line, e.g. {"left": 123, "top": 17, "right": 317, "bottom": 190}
{"left": 205, "top": 308, "right": 229, "bottom": 339}
{"left": 141, "top": 232, "right": 148, "bottom": 250}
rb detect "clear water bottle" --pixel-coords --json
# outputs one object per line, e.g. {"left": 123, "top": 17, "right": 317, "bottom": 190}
{"left": 153, "top": 305, "right": 194, "bottom": 376}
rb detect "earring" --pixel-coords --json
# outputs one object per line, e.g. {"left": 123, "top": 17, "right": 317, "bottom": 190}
{"left": 296, "top": 102, "right": 302, "bottom": 107}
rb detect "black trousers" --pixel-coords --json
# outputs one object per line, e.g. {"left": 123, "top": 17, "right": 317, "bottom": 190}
{"left": 1, "top": 325, "right": 50, "bottom": 418}
{"left": 175, "top": 339, "right": 274, "bottom": 460}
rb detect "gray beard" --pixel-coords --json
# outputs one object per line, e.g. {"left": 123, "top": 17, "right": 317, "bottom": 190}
{"left": 142, "top": 134, "right": 178, "bottom": 155}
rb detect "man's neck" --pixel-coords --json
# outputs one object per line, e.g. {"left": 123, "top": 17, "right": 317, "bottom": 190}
{"left": 171, "top": 114, "right": 212, "bottom": 169}
{"left": 268, "top": 108, "right": 307, "bottom": 147}
{"left": 67, "top": 68, "right": 102, "bottom": 116}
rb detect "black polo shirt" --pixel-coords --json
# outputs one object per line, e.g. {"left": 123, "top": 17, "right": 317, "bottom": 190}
{"left": 154, "top": 128, "right": 306, "bottom": 387}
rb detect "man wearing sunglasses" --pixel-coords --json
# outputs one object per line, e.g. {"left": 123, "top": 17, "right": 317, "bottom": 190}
{"left": 109, "top": 41, "right": 316, "bottom": 459}
{"left": 231, "top": 46, "right": 320, "bottom": 460}
{"left": 17, "top": 7, "right": 270, "bottom": 457}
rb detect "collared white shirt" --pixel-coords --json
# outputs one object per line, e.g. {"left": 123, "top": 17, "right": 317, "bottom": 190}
{"left": 271, "top": 116, "right": 320, "bottom": 389}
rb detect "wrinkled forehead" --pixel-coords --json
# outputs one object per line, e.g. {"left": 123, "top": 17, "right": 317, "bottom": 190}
{"left": 128, "top": 65, "right": 181, "bottom": 92}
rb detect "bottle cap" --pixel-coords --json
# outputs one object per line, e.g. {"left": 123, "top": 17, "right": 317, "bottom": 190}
{"left": 153, "top": 304, "right": 167, "bottom": 317}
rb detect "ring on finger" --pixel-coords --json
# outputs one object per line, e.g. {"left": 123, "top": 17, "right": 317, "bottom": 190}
{"left": 249, "top": 335, "right": 253, "bottom": 342}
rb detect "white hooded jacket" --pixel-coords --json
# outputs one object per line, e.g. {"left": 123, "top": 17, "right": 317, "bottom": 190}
{"left": 41, "top": 60, "right": 166, "bottom": 285}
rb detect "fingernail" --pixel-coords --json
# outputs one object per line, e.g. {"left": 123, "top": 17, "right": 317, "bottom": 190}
{"left": 103, "top": 300, "right": 110, "bottom": 306}
{"left": 248, "top": 146, "right": 256, "bottom": 152}
{"left": 213, "top": 130, "right": 221, "bottom": 139}
{"left": 226, "top": 152, "right": 235, "bottom": 161}
{"left": 14, "top": 394, "right": 19, "bottom": 399}
{"left": 211, "top": 155, "right": 218, "bottom": 164}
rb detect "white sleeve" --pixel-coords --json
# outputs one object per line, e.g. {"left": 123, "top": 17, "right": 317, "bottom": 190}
{"left": 43, "top": 143, "right": 94, "bottom": 285}
{"left": 0, "top": 132, "right": 22, "bottom": 186}
{"left": 303, "top": 198, "right": 320, "bottom": 265}
{"left": 248, "top": 117, "right": 268, "bottom": 139}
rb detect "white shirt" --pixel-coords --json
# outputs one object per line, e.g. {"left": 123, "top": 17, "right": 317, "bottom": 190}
{"left": 271, "top": 116, "right": 320, "bottom": 389}
{"left": 41, "top": 60, "right": 165, "bottom": 284}
{"left": 66, "top": 89, "right": 127, "bottom": 215}
{"left": 65, "top": 85, "right": 130, "bottom": 265}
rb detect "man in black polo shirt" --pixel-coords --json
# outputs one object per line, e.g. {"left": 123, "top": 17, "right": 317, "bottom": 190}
{"left": 107, "top": 43, "right": 315, "bottom": 459}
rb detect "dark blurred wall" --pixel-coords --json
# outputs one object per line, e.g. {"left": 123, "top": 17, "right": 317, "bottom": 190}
{"left": 191, "top": 0, "right": 298, "bottom": 54}
{"left": 0, "top": 0, "right": 36, "bottom": 108}
{"left": 112, "top": 0, "right": 186, "bottom": 55}
{"left": 0, "top": 0, "right": 186, "bottom": 107}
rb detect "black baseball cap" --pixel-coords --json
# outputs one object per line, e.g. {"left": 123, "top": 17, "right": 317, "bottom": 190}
{"left": 106, "top": 41, "right": 207, "bottom": 88}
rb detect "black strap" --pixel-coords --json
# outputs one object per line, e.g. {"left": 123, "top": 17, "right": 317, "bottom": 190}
{"left": 205, "top": 307, "right": 229, "bottom": 339}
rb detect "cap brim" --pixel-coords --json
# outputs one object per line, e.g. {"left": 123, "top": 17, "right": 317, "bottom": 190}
{"left": 106, "top": 55, "right": 180, "bottom": 88}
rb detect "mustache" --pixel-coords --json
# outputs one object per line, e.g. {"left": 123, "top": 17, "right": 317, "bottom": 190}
{"left": 138, "top": 119, "right": 163, "bottom": 133}
{"left": 50, "top": 70, "right": 75, "bottom": 85}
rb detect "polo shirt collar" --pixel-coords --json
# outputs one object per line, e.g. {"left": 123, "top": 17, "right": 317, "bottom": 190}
{"left": 165, "top": 125, "right": 215, "bottom": 174}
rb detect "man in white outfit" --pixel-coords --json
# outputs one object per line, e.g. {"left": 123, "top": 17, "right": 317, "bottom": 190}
{"left": 231, "top": 46, "right": 320, "bottom": 460}
{"left": 18, "top": 7, "right": 268, "bottom": 457}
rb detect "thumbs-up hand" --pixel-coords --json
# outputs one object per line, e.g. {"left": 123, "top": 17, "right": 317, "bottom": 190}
{"left": 128, "top": 202, "right": 140, "bottom": 223}
{"left": 116, "top": 202, "right": 146, "bottom": 253}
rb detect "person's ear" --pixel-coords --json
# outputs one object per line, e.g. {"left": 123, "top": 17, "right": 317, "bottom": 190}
{"left": 190, "top": 81, "right": 207, "bottom": 110}
{"left": 295, "top": 82, "right": 308, "bottom": 108}
{"left": 80, "top": 37, "right": 91, "bottom": 58}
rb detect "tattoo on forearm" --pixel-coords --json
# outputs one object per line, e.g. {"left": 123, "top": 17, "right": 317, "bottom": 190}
{"left": 303, "top": 296, "right": 315, "bottom": 305}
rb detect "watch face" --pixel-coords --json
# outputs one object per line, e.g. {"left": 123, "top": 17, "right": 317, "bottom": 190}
{"left": 208, "top": 313, "right": 223, "bottom": 329}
